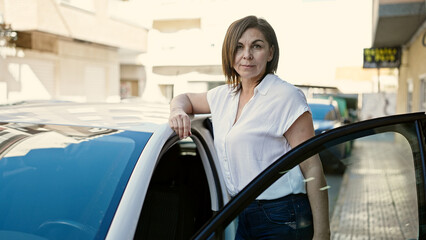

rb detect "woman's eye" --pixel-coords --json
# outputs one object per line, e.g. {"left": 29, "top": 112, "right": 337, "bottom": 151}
{"left": 253, "top": 44, "right": 261, "bottom": 49}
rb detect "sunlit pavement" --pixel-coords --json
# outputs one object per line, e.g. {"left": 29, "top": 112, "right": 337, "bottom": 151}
{"left": 329, "top": 138, "right": 417, "bottom": 239}
{"left": 326, "top": 173, "right": 343, "bottom": 217}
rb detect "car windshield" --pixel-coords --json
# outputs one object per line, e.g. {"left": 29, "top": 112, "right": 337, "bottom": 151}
{"left": 309, "top": 103, "right": 336, "bottom": 121}
{"left": 0, "top": 123, "right": 151, "bottom": 240}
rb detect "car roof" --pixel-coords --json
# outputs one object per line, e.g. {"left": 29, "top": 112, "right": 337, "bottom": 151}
{"left": 0, "top": 101, "right": 170, "bottom": 133}
{"left": 307, "top": 98, "right": 339, "bottom": 108}
{"left": 307, "top": 98, "right": 334, "bottom": 105}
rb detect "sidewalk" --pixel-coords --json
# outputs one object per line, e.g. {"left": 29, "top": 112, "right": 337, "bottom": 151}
{"left": 330, "top": 137, "right": 418, "bottom": 239}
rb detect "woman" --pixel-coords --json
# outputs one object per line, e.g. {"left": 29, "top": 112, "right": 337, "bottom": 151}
{"left": 169, "top": 15, "right": 330, "bottom": 239}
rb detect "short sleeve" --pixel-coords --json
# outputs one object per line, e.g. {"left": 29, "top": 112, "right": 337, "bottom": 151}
{"left": 206, "top": 84, "right": 229, "bottom": 114}
{"left": 278, "top": 87, "right": 311, "bottom": 135}
{"left": 206, "top": 86, "right": 218, "bottom": 110}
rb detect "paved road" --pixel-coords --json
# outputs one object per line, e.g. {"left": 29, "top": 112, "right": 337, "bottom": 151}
{"left": 326, "top": 174, "right": 343, "bottom": 216}
{"left": 328, "top": 135, "right": 418, "bottom": 239}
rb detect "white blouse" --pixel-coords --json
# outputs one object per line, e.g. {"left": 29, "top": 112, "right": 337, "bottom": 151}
{"left": 206, "top": 74, "right": 310, "bottom": 200}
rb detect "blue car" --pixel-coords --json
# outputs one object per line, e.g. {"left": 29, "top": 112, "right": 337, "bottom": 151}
{"left": 309, "top": 99, "right": 343, "bottom": 134}
{"left": 309, "top": 99, "right": 348, "bottom": 173}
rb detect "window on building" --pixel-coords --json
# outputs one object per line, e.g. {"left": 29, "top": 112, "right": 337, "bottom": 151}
{"left": 159, "top": 84, "right": 174, "bottom": 102}
{"left": 120, "top": 80, "right": 139, "bottom": 99}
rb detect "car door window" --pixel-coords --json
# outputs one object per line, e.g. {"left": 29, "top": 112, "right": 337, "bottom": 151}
{"left": 135, "top": 136, "right": 221, "bottom": 240}
{"left": 329, "top": 132, "right": 417, "bottom": 239}
{"left": 193, "top": 114, "right": 426, "bottom": 239}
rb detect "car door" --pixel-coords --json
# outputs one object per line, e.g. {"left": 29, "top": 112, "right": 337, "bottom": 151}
{"left": 192, "top": 112, "right": 426, "bottom": 239}
{"left": 130, "top": 116, "right": 232, "bottom": 240}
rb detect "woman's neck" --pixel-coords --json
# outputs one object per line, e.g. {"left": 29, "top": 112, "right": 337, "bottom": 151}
{"left": 240, "top": 77, "right": 260, "bottom": 95}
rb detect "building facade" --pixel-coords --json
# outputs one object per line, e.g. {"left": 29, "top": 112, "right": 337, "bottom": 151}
{"left": 142, "top": 0, "right": 381, "bottom": 103}
{"left": 372, "top": 0, "right": 426, "bottom": 113}
{"left": 0, "top": 0, "right": 149, "bottom": 104}
{"left": 1, "top": 0, "right": 401, "bottom": 106}
{"left": 140, "top": 0, "right": 228, "bottom": 103}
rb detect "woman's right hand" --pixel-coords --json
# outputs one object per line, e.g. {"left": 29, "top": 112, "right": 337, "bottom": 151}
{"left": 169, "top": 108, "right": 192, "bottom": 139}
{"left": 168, "top": 92, "right": 210, "bottom": 139}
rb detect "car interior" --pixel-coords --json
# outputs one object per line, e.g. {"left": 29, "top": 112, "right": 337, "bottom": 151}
{"left": 135, "top": 139, "right": 213, "bottom": 240}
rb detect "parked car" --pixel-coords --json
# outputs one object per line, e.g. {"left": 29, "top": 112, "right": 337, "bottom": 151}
{"left": 309, "top": 98, "right": 343, "bottom": 135}
{"left": 0, "top": 102, "right": 425, "bottom": 239}
{"left": 313, "top": 93, "right": 359, "bottom": 124}
{"left": 308, "top": 99, "right": 349, "bottom": 173}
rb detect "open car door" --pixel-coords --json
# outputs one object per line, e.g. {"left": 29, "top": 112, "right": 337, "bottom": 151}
{"left": 193, "top": 112, "right": 426, "bottom": 239}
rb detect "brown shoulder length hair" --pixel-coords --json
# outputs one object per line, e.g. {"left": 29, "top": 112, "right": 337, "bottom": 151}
{"left": 222, "top": 15, "right": 280, "bottom": 91}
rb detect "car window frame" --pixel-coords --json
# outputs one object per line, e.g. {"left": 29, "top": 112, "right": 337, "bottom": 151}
{"left": 158, "top": 130, "right": 225, "bottom": 210}
{"left": 192, "top": 112, "right": 426, "bottom": 240}
{"left": 131, "top": 119, "right": 227, "bottom": 239}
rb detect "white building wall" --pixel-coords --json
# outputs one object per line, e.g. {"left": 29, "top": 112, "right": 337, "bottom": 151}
{"left": 1, "top": 50, "right": 57, "bottom": 103}
{"left": 0, "top": 39, "right": 120, "bottom": 103}
{"left": 3, "top": 0, "right": 148, "bottom": 52}
{"left": 0, "top": 0, "right": 147, "bottom": 104}
{"left": 57, "top": 39, "right": 120, "bottom": 102}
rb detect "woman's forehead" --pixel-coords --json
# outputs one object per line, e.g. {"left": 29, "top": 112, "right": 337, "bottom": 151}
{"left": 238, "top": 28, "right": 266, "bottom": 42}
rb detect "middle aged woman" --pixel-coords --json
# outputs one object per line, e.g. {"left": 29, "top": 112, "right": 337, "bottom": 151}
{"left": 169, "top": 15, "right": 330, "bottom": 239}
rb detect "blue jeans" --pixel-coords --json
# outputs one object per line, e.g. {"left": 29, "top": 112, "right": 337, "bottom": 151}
{"left": 235, "top": 194, "right": 313, "bottom": 240}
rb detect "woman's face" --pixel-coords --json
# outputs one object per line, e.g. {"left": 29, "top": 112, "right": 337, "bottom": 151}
{"left": 233, "top": 28, "right": 274, "bottom": 83}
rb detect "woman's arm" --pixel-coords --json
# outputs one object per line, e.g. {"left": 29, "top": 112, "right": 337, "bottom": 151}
{"left": 169, "top": 92, "right": 210, "bottom": 139}
{"left": 284, "top": 111, "right": 331, "bottom": 240}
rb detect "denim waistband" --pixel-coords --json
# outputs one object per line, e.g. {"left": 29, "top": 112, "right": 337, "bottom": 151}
{"left": 254, "top": 193, "right": 307, "bottom": 205}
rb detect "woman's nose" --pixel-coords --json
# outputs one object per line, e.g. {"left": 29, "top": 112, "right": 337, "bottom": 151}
{"left": 243, "top": 48, "right": 252, "bottom": 59}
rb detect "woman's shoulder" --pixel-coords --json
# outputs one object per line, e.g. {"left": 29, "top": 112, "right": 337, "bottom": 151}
{"left": 265, "top": 74, "right": 303, "bottom": 96}
{"left": 208, "top": 83, "right": 232, "bottom": 96}
{"left": 207, "top": 83, "right": 234, "bottom": 105}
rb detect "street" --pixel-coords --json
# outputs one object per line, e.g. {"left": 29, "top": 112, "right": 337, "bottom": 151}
{"left": 326, "top": 173, "right": 343, "bottom": 217}
{"left": 326, "top": 133, "right": 418, "bottom": 239}
{"left": 326, "top": 134, "right": 418, "bottom": 239}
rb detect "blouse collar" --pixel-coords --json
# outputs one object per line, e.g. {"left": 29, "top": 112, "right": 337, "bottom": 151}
{"left": 254, "top": 74, "right": 275, "bottom": 96}
{"left": 229, "top": 73, "right": 276, "bottom": 98}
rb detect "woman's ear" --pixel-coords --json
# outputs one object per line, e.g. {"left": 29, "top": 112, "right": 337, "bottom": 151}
{"left": 268, "top": 45, "right": 274, "bottom": 62}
